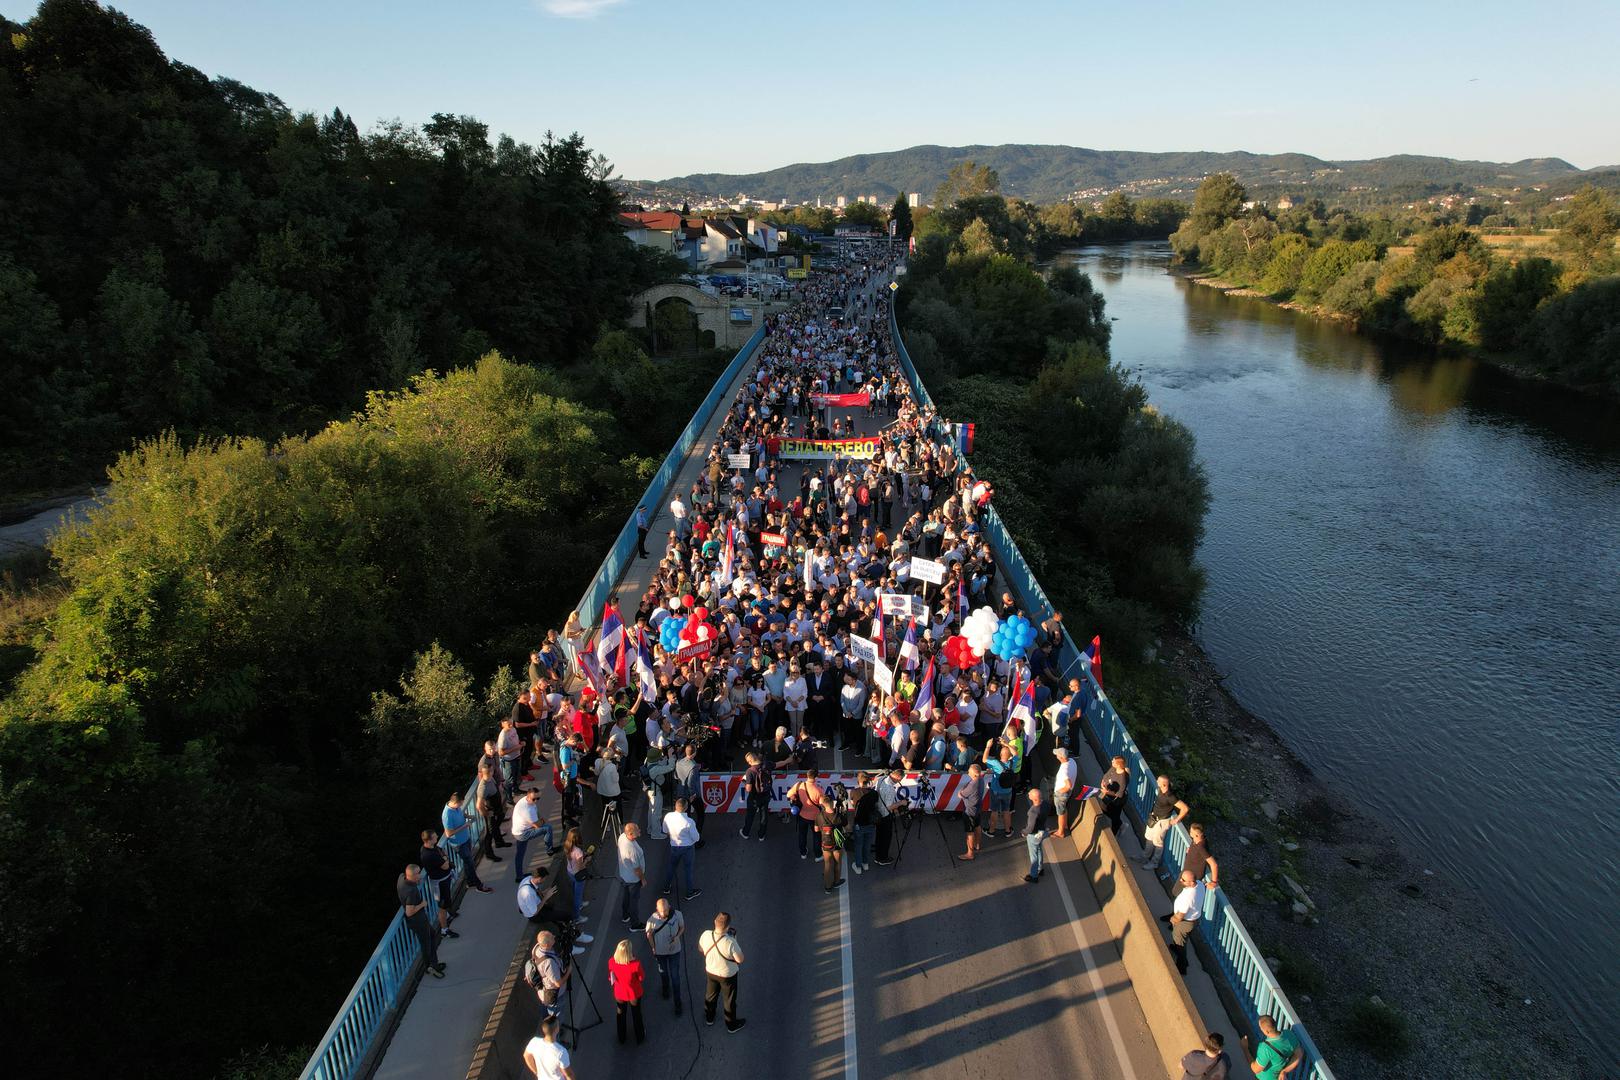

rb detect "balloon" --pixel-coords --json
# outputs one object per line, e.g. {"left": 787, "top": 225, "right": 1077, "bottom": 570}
{"left": 694, "top": 605, "right": 709, "bottom": 623}
{"left": 696, "top": 622, "right": 715, "bottom": 642}
{"left": 682, "top": 594, "right": 696, "bottom": 610}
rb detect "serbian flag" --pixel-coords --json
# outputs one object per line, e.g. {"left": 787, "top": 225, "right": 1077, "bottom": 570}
{"left": 577, "top": 639, "right": 606, "bottom": 697}
{"left": 1010, "top": 673, "right": 1038, "bottom": 746}
{"left": 1083, "top": 635, "right": 1102, "bottom": 688}
{"left": 955, "top": 422, "right": 975, "bottom": 455}
{"left": 633, "top": 626, "right": 657, "bottom": 701}
{"left": 956, "top": 574, "right": 969, "bottom": 625}
{"left": 870, "top": 605, "right": 885, "bottom": 663}
{"left": 1073, "top": 784, "right": 1100, "bottom": 803}
{"left": 598, "top": 603, "right": 627, "bottom": 685}
{"left": 715, "top": 523, "right": 735, "bottom": 589}
{"left": 898, "top": 617, "right": 920, "bottom": 671}
{"left": 914, "top": 657, "right": 936, "bottom": 720}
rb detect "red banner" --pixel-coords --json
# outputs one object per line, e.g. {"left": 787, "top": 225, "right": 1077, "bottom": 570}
{"left": 674, "top": 639, "right": 714, "bottom": 661}
{"left": 760, "top": 531, "right": 788, "bottom": 547}
{"left": 810, "top": 392, "right": 870, "bottom": 407}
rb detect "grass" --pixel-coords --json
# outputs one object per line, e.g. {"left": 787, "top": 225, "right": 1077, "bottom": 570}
{"left": 1270, "top": 942, "right": 1327, "bottom": 998}
{"left": 1343, "top": 996, "right": 1413, "bottom": 1060}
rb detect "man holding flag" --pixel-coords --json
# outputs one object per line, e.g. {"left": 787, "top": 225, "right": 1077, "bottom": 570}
{"left": 598, "top": 602, "right": 628, "bottom": 689}
{"left": 898, "top": 616, "right": 919, "bottom": 672}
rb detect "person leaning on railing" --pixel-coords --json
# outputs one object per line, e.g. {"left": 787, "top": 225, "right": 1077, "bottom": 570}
{"left": 397, "top": 863, "right": 445, "bottom": 979}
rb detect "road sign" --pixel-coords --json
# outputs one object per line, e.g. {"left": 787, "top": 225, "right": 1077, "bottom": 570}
{"left": 888, "top": 281, "right": 899, "bottom": 292}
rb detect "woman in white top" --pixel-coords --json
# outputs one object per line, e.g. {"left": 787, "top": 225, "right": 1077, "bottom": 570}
{"left": 783, "top": 667, "right": 809, "bottom": 732}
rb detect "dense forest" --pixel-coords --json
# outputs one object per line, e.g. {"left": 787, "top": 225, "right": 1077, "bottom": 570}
{"left": 897, "top": 184, "right": 1210, "bottom": 659}
{"left": 1170, "top": 173, "right": 1620, "bottom": 394}
{"left": 0, "top": 0, "right": 684, "bottom": 498}
{"left": 0, "top": 3, "right": 719, "bottom": 1076}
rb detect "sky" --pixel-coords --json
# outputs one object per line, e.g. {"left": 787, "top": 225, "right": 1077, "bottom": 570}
{"left": 7, "top": 0, "right": 1619, "bottom": 178}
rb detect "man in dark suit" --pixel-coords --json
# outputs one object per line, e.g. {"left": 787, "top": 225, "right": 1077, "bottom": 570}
{"left": 806, "top": 660, "right": 836, "bottom": 743}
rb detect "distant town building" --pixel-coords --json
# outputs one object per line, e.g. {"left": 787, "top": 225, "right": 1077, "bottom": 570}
{"left": 908, "top": 192, "right": 920, "bottom": 208}
{"left": 835, "top": 195, "right": 847, "bottom": 209}
{"left": 1276, "top": 196, "right": 1295, "bottom": 211}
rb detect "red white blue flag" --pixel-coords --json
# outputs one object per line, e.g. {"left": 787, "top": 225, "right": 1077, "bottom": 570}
{"left": 1010, "top": 672, "right": 1037, "bottom": 745}
{"left": 715, "top": 523, "right": 735, "bottom": 589}
{"left": 898, "top": 617, "right": 920, "bottom": 671}
{"left": 870, "top": 604, "right": 885, "bottom": 664}
{"left": 633, "top": 626, "right": 657, "bottom": 701}
{"left": 914, "top": 657, "right": 936, "bottom": 719}
{"left": 598, "top": 603, "right": 627, "bottom": 685}
{"left": 1083, "top": 635, "right": 1102, "bottom": 689}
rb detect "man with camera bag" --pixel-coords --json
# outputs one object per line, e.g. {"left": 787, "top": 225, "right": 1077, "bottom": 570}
{"left": 526, "top": 929, "right": 568, "bottom": 1026}
{"left": 698, "top": 912, "right": 746, "bottom": 1033}
{"left": 816, "top": 790, "right": 848, "bottom": 891}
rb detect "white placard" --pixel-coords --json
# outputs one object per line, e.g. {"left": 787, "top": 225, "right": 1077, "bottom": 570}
{"left": 848, "top": 634, "right": 879, "bottom": 665}
{"left": 727, "top": 453, "right": 751, "bottom": 470}
{"left": 908, "top": 557, "right": 946, "bottom": 585}
{"left": 873, "top": 656, "right": 894, "bottom": 694}
{"left": 880, "top": 592, "right": 929, "bottom": 618}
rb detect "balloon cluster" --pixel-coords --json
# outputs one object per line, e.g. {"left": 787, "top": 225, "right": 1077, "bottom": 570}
{"left": 942, "top": 634, "right": 977, "bottom": 670}
{"left": 961, "top": 606, "right": 1001, "bottom": 661}
{"left": 659, "top": 602, "right": 716, "bottom": 653}
{"left": 992, "top": 614, "right": 1036, "bottom": 658}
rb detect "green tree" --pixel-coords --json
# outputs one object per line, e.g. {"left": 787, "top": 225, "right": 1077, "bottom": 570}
{"left": 1189, "top": 173, "right": 1247, "bottom": 235}
{"left": 840, "top": 200, "right": 887, "bottom": 229}
{"left": 889, "top": 194, "right": 914, "bottom": 242}
{"left": 1553, "top": 185, "right": 1620, "bottom": 270}
{"left": 933, "top": 160, "right": 1000, "bottom": 208}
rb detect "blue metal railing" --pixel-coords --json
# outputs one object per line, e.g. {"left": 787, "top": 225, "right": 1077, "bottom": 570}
{"left": 299, "top": 325, "right": 767, "bottom": 1080}
{"left": 890, "top": 299, "right": 1333, "bottom": 1079}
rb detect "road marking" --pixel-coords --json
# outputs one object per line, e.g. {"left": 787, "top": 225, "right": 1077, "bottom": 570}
{"left": 833, "top": 744, "right": 860, "bottom": 1080}
{"left": 1051, "top": 848, "right": 1138, "bottom": 1080}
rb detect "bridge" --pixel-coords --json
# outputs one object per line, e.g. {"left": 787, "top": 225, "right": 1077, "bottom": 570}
{"left": 300, "top": 268, "right": 1332, "bottom": 1080}
{"left": 625, "top": 282, "right": 766, "bottom": 353}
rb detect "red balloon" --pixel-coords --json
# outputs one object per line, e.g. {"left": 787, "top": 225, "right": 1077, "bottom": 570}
{"left": 694, "top": 605, "right": 710, "bottom": 623}
{"left": 682, "top": 594, "right": 696, "bottom": 610}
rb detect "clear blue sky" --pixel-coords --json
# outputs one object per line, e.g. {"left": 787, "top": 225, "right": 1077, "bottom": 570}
{"left": 8, "top": 0, "right": 1618, "bottom": 177}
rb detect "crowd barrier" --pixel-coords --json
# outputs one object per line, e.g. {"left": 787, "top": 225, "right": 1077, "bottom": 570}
{"left": 299, "top": 326, "right": 767, "bottom": 1080}
{"left": 889, "top": 301, "right": 1333, "bottom": 1079}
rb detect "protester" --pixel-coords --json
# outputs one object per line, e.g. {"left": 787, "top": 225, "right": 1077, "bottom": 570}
{"left": 1183, "top": 823, "right": 1220, "bottom": 891}
{"left": 698, "top": 911, "right": 746, "bottom": 1033}
{"left": 850, "top": 772, "right": 878, "bottom": 874}
{"left": 1022, "top": 788, "right": 1054, "bottom": 883}
{"left": 787, "top": 768, "right": 825, "bottom": 859}
{"left": 1098, "top": 754, "right": 1130, "bottom": 836}
{"left": 644, "top": 896, "right": 686, "bottom": 1016}
{"left": 418, "top": 830, "right": 458, "bottom": 939}
{"left": 1243, "top": 1015, "right": 1303, "bottom": 1080}
{"left": 440, "top": 791, "right": 493, "bottom": 893}
{"left": 563, "top": 828, "right": 588, "bottom": 922}
{"left": 512, "top": 788, "right": 556, "bottom": 884}
{"left": 662, "top": 797, "right": 702, "bottom": 900}
{"left": 816, "top": 792, "right": 848, "bottom": 891}
{"left": 1181, "top": 1032, "right": 1232, "bottom": 1080}
{"left": 739, "top": 751, "right": 772, "bottom": 840}
{"left": 398, "top": 863, "right": 445, "bottom": 978}
{"left": 1052, "top": 746, "right": 1078, "bottom": 838}
{"left": 1162, "top": 869, "right": 1206, "bottom": 974}
{"left": 958, "top": 762, "right": 987, "bottom": 861}
{"left": 618, "top": 822, "right": 646, "bottom": 929}
{"left": 523, "top": 1017, "right": 574, "bottom": 1080}
{"left": 608, "top": 939, "right": 647, "bottom": 1045}
{"left": 1141, "top": 774, "right": 1191, "bottom": 873}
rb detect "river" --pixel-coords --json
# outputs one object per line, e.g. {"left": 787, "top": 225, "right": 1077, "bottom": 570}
{"left": 1057, "top": 242, "right": 1620, "bottom": 1042}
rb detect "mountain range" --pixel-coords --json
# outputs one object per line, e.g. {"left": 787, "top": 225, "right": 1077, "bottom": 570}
{"left": 646, "top": 143, "right": 1596, "bottom": 205}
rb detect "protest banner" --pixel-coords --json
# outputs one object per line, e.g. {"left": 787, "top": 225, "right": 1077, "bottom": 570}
{"left": 908, "top": 557, "right": 946, "bottom": 585}
{"left": 809, "top": 392, "right": 870, "bottom": 407}
{"left": 778, "top": 436, "right": 880, "bottom": 461}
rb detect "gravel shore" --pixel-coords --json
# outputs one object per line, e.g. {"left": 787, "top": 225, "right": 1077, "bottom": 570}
{"left": 1158, "top": 630, "right": 1597, "bottom": 1079}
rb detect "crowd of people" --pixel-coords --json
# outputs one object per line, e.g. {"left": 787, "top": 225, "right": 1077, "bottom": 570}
{"left": 393, "top": 246, "right": 1301, "bottom": 1080}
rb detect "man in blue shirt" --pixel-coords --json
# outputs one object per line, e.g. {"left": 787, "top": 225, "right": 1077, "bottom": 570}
{"left": 441, "top": 791, "right": 493, "bottom": 893}
{"left": 635, "top": 504, "right": 651, "bottom": 559}
{"left": 983, "top": 741, "right": 1017, "bottom": 837}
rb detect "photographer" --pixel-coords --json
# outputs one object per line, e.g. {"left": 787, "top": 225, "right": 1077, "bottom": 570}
{"left": 527, "top": 929, "right": 569, "bottom": 1025}
{"left": 787, "top": 768, "right": 825, "bottom": 860}
{"left": 816, "top": 790, "right": 849, "bottom": 891}
{"left": 698, "top": 912, "right": 747, "bottom": 1033}
{"left": 873, "top": 766, "right": 904, "bottom": 866}
{"left": 849, "top": 772, "right": 879, "bottom": 874}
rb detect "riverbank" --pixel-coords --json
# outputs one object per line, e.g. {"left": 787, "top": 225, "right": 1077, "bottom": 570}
{"left": 1174, "top": 267, "right": 1610, "bottom": 399}
{"left": 1155, "top": 630, "right": 1595, "bottom": 1077}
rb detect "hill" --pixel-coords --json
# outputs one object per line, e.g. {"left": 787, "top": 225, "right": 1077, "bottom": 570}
{"left": 646, "top": 143, "right": 1586, "bottom": 205}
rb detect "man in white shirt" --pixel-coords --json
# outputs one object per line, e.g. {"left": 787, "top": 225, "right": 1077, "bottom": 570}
{"left": 516, "top": 870, "right": 591, "bottom": 950}
{"left": 1163, "top": 869, "right": 1206, "bottom": 975}
{"left": 617, "top": 822, "right": 646, "bottom": 930}
{"left": 523, "top": 1017, "right": 574, "bottom": 1080}
{"left": 1052, "top": 746, "right": 1079, "bottom": 839}
{"left": 511, "top": 789, "right": 555, "bottom": 884}
{"left": 585, "top": 751, "right": 623, "bottom": 824}
{"left": 661, "top": 798, "right": 702, "bottom": 901}
{"left": 669, "top": 495, "right": 688, "bottom": 539}
{"left": 698, "top": 912, "right": 747, "bottom": 1033}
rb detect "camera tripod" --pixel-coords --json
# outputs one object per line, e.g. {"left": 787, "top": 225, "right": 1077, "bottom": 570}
{"left": 558, "top": 958, "right": 605, "bottom": 1050}
{"left": 894, "top": 804, "right": 959, "bottom": 870}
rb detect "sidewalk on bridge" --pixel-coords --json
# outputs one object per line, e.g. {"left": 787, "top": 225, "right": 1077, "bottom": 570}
{"left": 371, "top": 328, "right": 772, "bottom": 1080}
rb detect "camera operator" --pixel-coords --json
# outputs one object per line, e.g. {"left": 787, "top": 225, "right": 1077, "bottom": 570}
{"left": 872, "top": 766, "right": 904, "bottom": 866}
{"left": 527, "top": 929, "right": 570, "bottom": 1026}
{"left": 642, "top": 746, "right": 675, "bottom": 840}
{"left": 673, "top": 743, "right": 706, "bottom": 847}
{"left": 816, "top": 790, "right": 849, "bottom": 891}
{"left": 698, "top": 912, "right": 747, "bottom": 1033}
{"left": 849, "top": 773, "right": 879, "bottom": 874}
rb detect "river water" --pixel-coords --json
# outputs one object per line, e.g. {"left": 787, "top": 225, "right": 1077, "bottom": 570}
{"left": 1058, "top": 242, "right": 1620, "bottom": 1041}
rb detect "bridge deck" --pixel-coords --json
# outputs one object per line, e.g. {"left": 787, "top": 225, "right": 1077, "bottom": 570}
{"left": 373, "top": 272, "right": 1226, "bottom": 1080}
